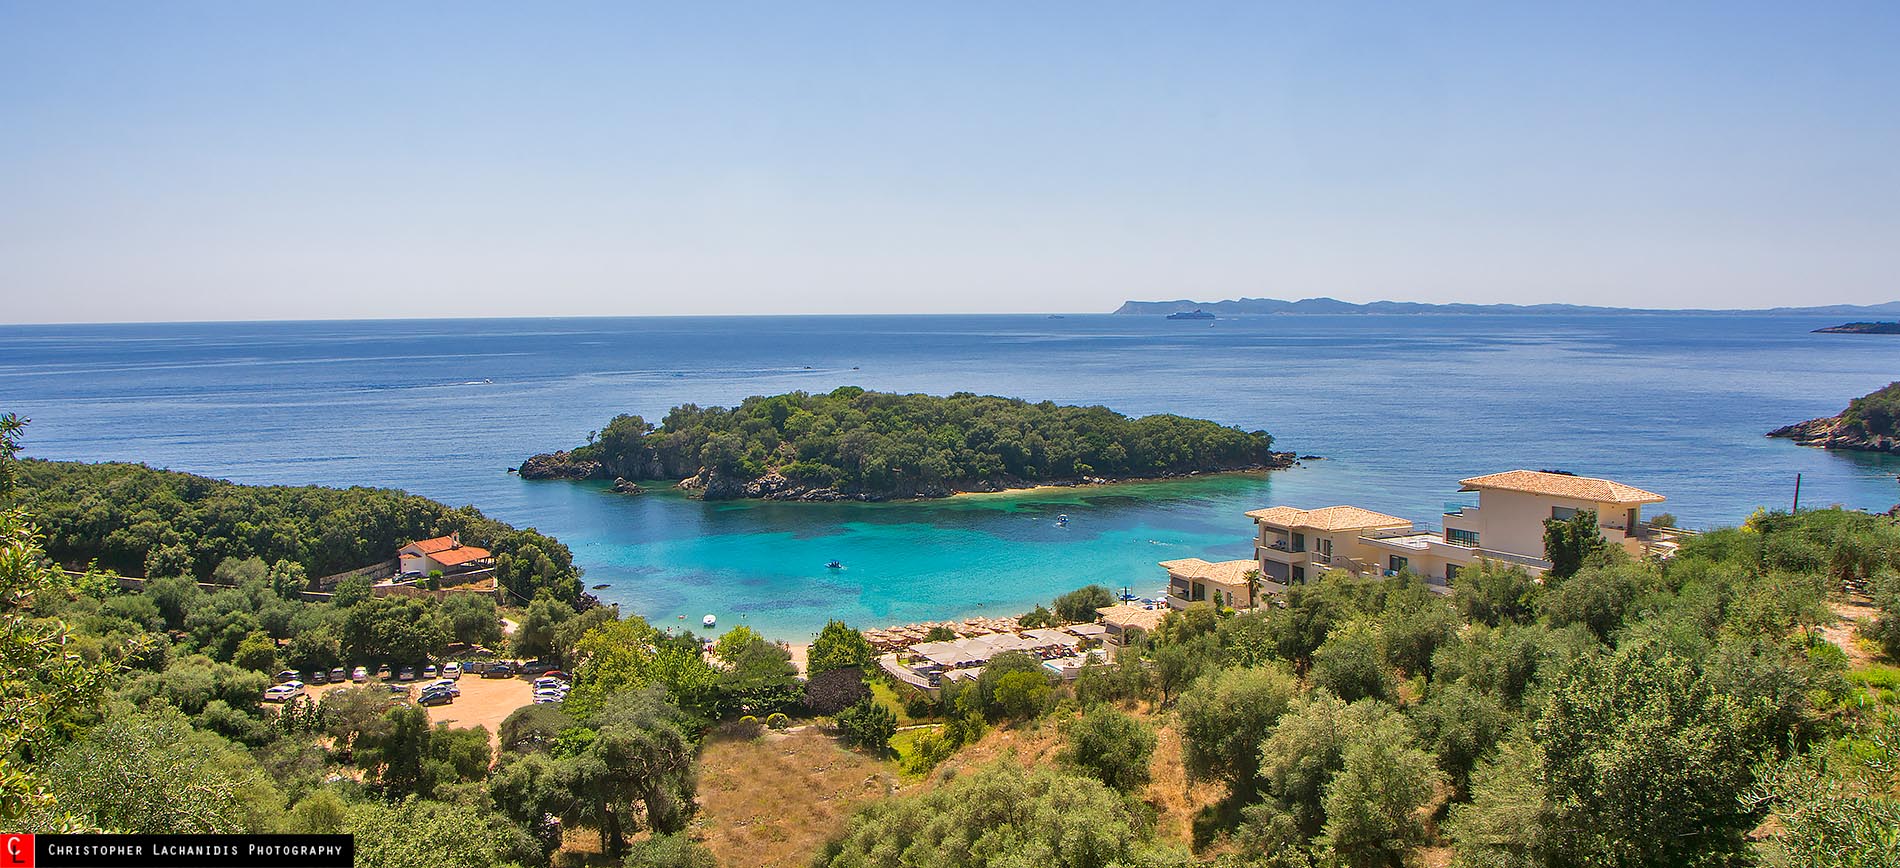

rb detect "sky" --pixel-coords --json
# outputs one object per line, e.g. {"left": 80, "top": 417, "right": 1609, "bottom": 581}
{"left": 1, "top": 2, "right": 1896, "bottom": 323}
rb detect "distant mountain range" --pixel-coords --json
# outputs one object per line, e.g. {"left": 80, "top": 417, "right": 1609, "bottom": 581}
{"left": 1112, "top": 297, "right": 1900, "bottom": 317}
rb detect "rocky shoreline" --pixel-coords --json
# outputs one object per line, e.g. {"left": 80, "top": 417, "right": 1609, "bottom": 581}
{"left": 1767, "top": 416, "right": 1900, "bottom": 454}
{"left": 515, "top": 450, "right": 1301, "bottom": 502}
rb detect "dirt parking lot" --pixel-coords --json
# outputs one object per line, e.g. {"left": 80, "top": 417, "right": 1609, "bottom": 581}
{"left": 300, "top": 673, "right": 537, "bottom": 744}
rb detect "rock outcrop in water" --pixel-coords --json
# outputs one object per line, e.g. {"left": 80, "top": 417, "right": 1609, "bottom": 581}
{"left": 521, "top": 387, "right": 1300, "bottom": 501}
{"left": 517, "top": 450, "right": 604, "bottom": 480}
{"left": 1768, "top": 417, "right": 1900, "bottom": 453}
{"left": 1769, "top": 382, "right": 1900, "bottom": 454}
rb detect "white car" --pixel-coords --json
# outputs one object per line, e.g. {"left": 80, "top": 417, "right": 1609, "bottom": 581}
{"left": 425, "top": 678, "right": 461, "bottom": 697}
{"left": 442, "top": 662, "right": 462, "bottom": 680}
{"left": 263, "top": 684, "right": 302, "bottom": 702}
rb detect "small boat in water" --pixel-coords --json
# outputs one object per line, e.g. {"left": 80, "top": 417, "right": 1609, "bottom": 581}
{"left": 591, "top": 583, "right": 611, "bottom": 590}
{"left": 825, "top": 560, "right": 844, "bottom": 569}
{"left": 702, "top": 614, "right": 717, "bottom": 628}
{"left": 1056, "top": 514, "right": 1070, "bottom": 526}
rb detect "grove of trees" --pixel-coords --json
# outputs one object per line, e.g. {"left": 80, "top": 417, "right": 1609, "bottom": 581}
{"left": 556, "top": 387, "right": 1283, "bottom": 499}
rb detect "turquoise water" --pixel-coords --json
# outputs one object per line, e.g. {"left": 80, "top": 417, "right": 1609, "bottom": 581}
{"left": 4, "top": 314, "right": 1898, "bottom": 639}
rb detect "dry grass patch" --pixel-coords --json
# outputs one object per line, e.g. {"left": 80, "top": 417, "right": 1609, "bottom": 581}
{"left": 931, "top": 717, "right": 1065, "bottom": 775}
{"left": 1824, "top": 598, "right": 1883, "bottom": 668}
{"left": 696, "top": 730, "right": 898, "bottom": 868}
{"left": 1142, "top": 710, "right": 1226, "bottom": 849}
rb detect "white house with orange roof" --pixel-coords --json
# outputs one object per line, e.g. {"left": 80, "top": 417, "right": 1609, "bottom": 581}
{"left": 398, "top": 533, "right": 493, "bottom": 577}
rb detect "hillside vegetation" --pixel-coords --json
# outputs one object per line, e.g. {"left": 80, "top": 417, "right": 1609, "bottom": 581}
{"left": 15, "top": 459, "right": 584, "bottom": 604}
{"left": 522, "top": 387, "right": 1288, "bottom": 500}
{"left": 8, "top": 408, "right": 1900, "bottom": 867}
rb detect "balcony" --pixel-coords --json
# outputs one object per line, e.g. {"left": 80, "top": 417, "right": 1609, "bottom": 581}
{"left": 1258, "top": 544, "right": 1310, "bottom": 564}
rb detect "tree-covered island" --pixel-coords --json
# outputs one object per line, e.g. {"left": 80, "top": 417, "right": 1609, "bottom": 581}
{"left": 519, "top": 387, "right": 1295, "bottom": 501}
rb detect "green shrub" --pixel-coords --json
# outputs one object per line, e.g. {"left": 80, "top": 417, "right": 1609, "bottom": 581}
{"left": 764, "top": 712, "right": 790, "bottom": 730}
{"left": 836, "top": 699, "right": 896, "bottom": 753}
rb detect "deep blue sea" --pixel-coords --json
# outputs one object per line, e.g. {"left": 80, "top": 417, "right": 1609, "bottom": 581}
{"left": 3, "top": 314, "right": 1896, "bottom": 640}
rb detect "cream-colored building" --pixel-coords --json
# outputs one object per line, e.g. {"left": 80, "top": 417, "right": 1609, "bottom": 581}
{"left": 1441, "top": 470, "right": 1668, "bottom": 560}
{"left": 1160, "top": 557, "right": 1274, "bottom": 610}
{"left": 1245, "top": 505, "right": 1415, "bottom": 587}
{"left": 1203, "top": 469, "right": 1680, "bottom": 595}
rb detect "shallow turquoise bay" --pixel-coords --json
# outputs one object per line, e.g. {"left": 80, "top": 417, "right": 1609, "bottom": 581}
{"left": 5, "top": 313, "right": 1898, "bottom": 640}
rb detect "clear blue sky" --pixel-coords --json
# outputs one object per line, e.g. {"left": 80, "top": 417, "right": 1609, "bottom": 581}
{"left": 2, "top": 2, "right": 1896, "bottom": 322}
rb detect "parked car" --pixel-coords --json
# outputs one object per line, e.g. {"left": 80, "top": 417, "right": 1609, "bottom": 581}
{"left": 541, "top": 670, "right": 568, "bottom": 681}
{"left": 330, "top": 667, "right": 346, "bottom": 682}
{"left": 425, "top": 678, "right": 461, "bottom": 697}
{"left": 263, "top": 684, "right": 301, "bottom": 702}
{"left": 418, "top": 690, "right": 453, "bottom": 707}
{"left": 397, "top": 666, "right": 416, "bottom": 682}
{"left": 422, "top": 664, "right": 438, "bottom": 679}
{"left": 351, "top": 666, "right": 369, "bottom": 682}
{"left": 385, "top": 683, "right": 409, "bottom": 695}
{"left": 533, "top": 694, "right": 561, "bottom": 704}
{"left": 310, "top": 670, "right": 328, "bottom": 684}
{"left": 483, "top": 662, "right": 514, "bottom": 679}
{"left": 442, "top": 662, "right": 462, "bottom": 680}
{"left": 519, "top": 659, "right": 554, "bottom": 675}
{"left": 376, "top": 664, "right": 391, "bottom": 680}
{"left": 276, "top": 669, "right": 301, "bottom": 683}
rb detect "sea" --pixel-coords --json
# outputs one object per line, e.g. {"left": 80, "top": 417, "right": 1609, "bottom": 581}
{"left": 3, "top": 313, "right": 1896, "bottom": 640}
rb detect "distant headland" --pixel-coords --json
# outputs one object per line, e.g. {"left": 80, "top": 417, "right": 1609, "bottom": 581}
{"left": 1113, "top": 296, "right": 1900, "bottom": 317}
{"left": 1813, "top": 321, "right": 1900, "bottom": 334}
{"left": 1769, "top": 381, "right": 1900, "bottom": 454}
{"left": 519, "top": 387, "right": 1295, "bottom": 501}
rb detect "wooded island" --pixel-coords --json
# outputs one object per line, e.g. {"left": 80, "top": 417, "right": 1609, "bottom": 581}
{"left": 520, "top": 387, "right": 1293, "bottom": 501}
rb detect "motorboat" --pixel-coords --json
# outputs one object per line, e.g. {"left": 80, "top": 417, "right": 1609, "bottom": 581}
{"left": 702, "top": 614, "right": 717, "bottom": 628}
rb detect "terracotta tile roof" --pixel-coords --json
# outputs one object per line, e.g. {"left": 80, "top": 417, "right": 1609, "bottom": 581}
{"left": 1244, "top": 505, "right": 1413, "bottom": 532}
{"left": 405, "top": 536, "right": 462, "bottom": 555}
{"left": 1159, "top": 558, "right": 1261, "bottom": 586}
{"left": 427, "top": 546, "right": 492, "bottom": 567}
{"left": 1458, "top": 470, "right": 1664, "bottom": 505}
{"left": 402, "top": 535, "right": 491, "bottom": 565}
{"left": 1095, "top": 604, "right": 1168, "bottom": 632}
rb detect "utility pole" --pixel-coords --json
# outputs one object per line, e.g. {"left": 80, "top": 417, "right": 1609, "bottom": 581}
{"left": 1792, "top": 473, "right": 1801, "bottom": 513}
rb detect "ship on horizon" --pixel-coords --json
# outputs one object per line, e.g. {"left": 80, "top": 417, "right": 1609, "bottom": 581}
{"left": 1166, "top": 309, "right": 1216, "bottom": 320}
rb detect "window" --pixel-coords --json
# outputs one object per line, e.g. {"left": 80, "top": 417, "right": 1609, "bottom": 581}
{"left": 1446, "top": 528, "right": 1480, "bottom": 547}
{"left": 1445, "top": 564, "right": 1460, "bottom": 585}
{"left": 1317, "top": 538, "right": 1332, "bottom": 562}
{"left": 1290, "top": 532, "right": 1306, "bottom": 553}
{"left": 1292, "top": 566, "right": 1306, "bottom": 583}
{"left": 1388, "top": 556, "right": 1408, "bottom": 574}
{"left": 1551, "top": 506, "right": 1578, "bottom": 521}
